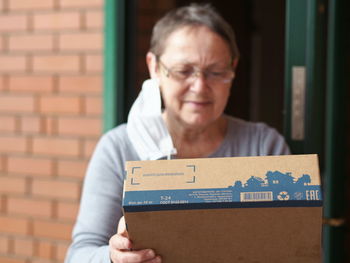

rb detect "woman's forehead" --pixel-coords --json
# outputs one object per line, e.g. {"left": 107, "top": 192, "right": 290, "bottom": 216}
{"left": 160, "top": 26, "right": 232, "bottom": 65}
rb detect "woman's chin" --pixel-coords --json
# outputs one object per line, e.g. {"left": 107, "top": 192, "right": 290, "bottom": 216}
{"left": 181, "top": 114, "right": 216, "bottom": 129}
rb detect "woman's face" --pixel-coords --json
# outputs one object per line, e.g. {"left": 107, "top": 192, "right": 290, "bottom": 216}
{"left": 154, "top": 26, "right": 234, "bottom": 129}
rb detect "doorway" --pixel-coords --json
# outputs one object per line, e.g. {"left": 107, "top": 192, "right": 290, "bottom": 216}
{"left": 175, "top": 0, "right": 286, "bottom": 133}
{"left": 104, "top": 0, "right": 349, "bottom": 261}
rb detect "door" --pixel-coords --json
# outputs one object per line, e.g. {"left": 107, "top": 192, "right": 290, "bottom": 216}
{"left": 285, "top": 0, "right": 349, "bottom": 262}
{"left": 104, "top": 0, "right": 350, "bottom": 261}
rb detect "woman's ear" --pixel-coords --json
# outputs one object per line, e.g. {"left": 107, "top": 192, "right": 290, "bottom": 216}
{"left": 146, "top": 52, "right": 159, "bottom": 79}
{"left": 232, "top": 58, "right": 239, "bottom": 70}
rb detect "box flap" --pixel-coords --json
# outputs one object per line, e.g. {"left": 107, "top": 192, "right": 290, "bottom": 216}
{"left": 123, "top": 154, "right": 322, "bottom": 211}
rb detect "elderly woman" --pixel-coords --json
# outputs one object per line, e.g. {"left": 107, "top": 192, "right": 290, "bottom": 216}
{"left": 65, "top": 3, "right": 289, "bottom": 263}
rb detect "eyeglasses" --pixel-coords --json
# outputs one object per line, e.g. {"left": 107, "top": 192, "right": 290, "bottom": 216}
{"left": 157, "top": 59, "right": 235, "bottom": 85}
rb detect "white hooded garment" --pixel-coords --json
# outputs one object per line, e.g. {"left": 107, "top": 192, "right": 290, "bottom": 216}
{"left": 126, "top": 79, "right": 177, "bottom": 160}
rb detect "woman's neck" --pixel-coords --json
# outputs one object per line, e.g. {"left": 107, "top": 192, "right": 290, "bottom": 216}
{"left": 163, "top": 114, "right": 228, "bottom": 158}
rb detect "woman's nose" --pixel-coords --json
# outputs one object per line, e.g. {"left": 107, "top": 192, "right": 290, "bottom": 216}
{"left": 189, "top": 72, "right": 210, "bottom": 92}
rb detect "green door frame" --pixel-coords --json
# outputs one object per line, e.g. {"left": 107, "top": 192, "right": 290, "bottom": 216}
{"left": 323, "top": 0, "right": 349, "bottom": 262}
{"left": 285, "top": 0, "right": 348, "bottom": 262}
{"left": 284, "top": 0, "right": 326, "bottom": 159}
{"left": 104, "top": 0, "right": 126, "bottom": 132}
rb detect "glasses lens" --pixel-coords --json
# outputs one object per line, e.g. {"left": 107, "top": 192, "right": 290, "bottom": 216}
{"left": 172, "top": 68, "right": 195, "bottom": 81}
{"left": 206, "top": 70, "right": 234, "bottom": 84}
{"left": 159, "top": 59, "right": 234, "bottom": 84}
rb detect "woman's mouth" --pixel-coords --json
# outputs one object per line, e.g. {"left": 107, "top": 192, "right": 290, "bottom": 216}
{"left": 184, "top": 100, "right": 212, "bottom": 108}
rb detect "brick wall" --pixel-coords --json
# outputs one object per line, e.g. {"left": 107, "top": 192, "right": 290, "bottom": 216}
{"left": 0, "top": 0, "right": 103, "bottom": 262}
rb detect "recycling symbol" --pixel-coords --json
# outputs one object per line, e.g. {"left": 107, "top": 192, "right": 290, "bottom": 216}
{"left": 277, "top": 191, "right": 290, "bottom": 200}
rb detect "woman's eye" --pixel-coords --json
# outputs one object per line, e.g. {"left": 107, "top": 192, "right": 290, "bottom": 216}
{"left": 175, "top": 69, "right": 193, "bottom": 77}
{"left": 209, "top": 71, "right": 225, "bottom": 78}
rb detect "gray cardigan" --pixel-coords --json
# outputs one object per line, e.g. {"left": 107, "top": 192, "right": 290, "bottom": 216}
{"left": 65, "top": 116, "right": 290, "bottom": 262}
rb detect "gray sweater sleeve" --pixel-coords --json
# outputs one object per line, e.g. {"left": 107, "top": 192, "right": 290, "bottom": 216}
{"left": 65, "top": 128, "right": 132, "bottom": 263}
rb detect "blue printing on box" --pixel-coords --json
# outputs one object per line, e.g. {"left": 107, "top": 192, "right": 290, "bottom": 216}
{"left": 123, "top": 184, "right": 322, "bottom": 209}
{"left": 124, "top": 170, "right": 322, "bottom": 203}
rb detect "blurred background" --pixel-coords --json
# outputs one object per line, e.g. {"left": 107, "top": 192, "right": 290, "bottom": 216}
{"left": 0, "top": 0, "right": 349, "bottom": 262}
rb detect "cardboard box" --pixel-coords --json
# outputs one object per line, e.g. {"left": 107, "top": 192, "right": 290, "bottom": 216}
{"left": 123, "top": 154, "right": 322, "bottom": 263}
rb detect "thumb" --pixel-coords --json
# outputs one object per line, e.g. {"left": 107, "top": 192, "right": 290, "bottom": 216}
{"left": 117, "top": 216, "right": 129, "bottom": 238}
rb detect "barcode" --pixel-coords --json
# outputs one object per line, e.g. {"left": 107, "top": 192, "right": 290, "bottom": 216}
{"left": 240, "top": 191, "right": 273, "bottom": 202}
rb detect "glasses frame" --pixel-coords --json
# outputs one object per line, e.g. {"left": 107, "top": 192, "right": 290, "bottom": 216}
{"left": 156, "top": 57, "right": 235, "bottom": 85}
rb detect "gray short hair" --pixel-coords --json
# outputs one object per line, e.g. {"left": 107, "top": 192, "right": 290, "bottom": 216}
{"left": 150, "top": 3, "right": 240, "bottom": 60}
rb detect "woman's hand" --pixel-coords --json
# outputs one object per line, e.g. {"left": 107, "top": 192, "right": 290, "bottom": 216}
{"left": 109, "top": 216, "right": 162, "bottom": 263}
